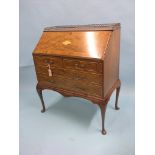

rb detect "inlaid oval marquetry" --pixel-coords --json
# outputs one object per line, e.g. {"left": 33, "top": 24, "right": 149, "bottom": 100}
{"left": 62, "top": 40, "right": 71, "bottom": 45}
{"left": 33, "top": 31, "right": 112, "bottom": 59}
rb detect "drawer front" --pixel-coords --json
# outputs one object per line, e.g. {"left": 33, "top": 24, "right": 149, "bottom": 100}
{"left": 69, "top": 81, "right": 102, "bottom": 97}
{"left": 34, "top": 55, "right": 103, "bottom": 97}
{"left": 37, "top": 74, "right": 66, "bottom": 89}
{"left": 34, "top": 55, "right": 103, "bottom": 73}
{"left": 37, "top": 73, "right": 102, "bottom": 97}
{"left": 35, "top": 65, "right": 64, "bottom": 76}
{"left": 62, "top": 69, "right": 102, "bottom": 85}
{"left": 35, "top": 66, "right": 102, "bottom": 85}
{"left": 63, "top": 58, "right": 102, "bottom": 73}
{"left": 34, "top": 55, "right": 62, "bottom": 68}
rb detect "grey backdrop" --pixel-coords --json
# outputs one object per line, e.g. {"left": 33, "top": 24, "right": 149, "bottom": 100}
{"left": 20, "top": 0, "right": 135, "bottom": 88}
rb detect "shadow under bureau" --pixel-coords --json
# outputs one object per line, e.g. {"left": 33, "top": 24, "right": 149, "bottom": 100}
{"left": 33, "top": 23, "right": 121, "bottom": 135}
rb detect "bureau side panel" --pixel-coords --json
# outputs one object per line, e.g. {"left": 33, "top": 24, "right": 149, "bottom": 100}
{"left": 103, "top": 28, "right": 120, "bottom": 97}
{"left": 33, "top": 54, "right": 40, "bottom": 82}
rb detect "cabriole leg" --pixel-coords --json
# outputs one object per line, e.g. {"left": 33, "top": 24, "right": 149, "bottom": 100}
{"left": 36, "top": 84, "right": 46, "bottom": 113}
{"left": 115, "top": 86, "right": 121, "bottom": 110}
{"left": 99, "top": 103, "right": 108, "bottom": 135}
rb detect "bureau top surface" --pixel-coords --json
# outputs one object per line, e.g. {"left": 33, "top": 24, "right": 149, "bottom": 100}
{"left": 33, "top": 23, "right": 120, "bottom": 59}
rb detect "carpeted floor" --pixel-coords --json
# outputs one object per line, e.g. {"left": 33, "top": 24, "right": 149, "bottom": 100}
{"left": 19, "top": 66, "right": 135, "bottom": 155}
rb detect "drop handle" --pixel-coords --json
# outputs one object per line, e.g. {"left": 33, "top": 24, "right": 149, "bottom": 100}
{"left": 73, "top": 76, "right": 85, "bottom": 80}
{"left": 80, "top": 64, "right": 85, "bottom": 68}
{"left": 50, "top": 79, "right": 55, "bottom": 83}
{"left": 75, "top": 86, "right": 86, "bottom": 91}
{"left": 74, "top": 63, "right": 79, "bottom": 68}
{"left": 44, "top": 59, "right": 50, "bottom": 63}
{"left": 74, "top": 77, "right": 81, "bottom": 80}
{"left": 50, "top": 60, "right": 54, "bottom": 64}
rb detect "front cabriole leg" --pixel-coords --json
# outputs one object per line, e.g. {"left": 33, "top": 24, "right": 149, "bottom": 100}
{"left": 98, "top": 101, "right": 108, "bottom": 135}
{"left": 36, "top": 83, "right": 46, "bottom": 113}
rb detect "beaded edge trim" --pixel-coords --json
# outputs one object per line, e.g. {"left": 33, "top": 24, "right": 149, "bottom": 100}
{"left": 44, "top": 23, "right": 120, "bottom": 32}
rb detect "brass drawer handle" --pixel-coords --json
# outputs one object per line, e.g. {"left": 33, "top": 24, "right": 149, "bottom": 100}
{"left": 73, "top": 76, "right": 85, "bottom": 80}
{"left": 74, "top": 63, "right": 79, "bottom": 67}
{"left": 75, "top": 86, "right": 86, "bottom": 91}
{"left": 50, "top": 79, "right": 55, "bottom": 83}
{"left": 74, "top": 77, "right": 81, "bottom": 80}
{"left": 44, "top": 59, "right": 50, "bottom": 63}
{"left": 74, "top": 63, "right": 85, "bottom": 69}
{"left": 80, "top": 64, "right": 85, "bottom": 68}
{"left": 50, "top": 60, "right": 54, "bottom": 64}
{"left": 44, "top": 59, "right": 54, "bottom": 65}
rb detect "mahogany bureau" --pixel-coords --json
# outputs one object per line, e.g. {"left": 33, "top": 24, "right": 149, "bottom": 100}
{"left": 33, "top": 23, "right": 121, "bottom": 135}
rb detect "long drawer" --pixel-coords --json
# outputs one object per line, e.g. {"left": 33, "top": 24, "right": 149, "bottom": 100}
{"left": 35, "top": 64, "right": 102, "bottom": 85}
{"left": 37, "top": 73, "right": 103, "bottom": 97}
{"left": 33, "top": 55, "right": 103, "bottom": 73}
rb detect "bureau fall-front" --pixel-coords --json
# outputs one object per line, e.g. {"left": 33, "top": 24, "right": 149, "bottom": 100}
{"left": 33, "top": 23, "right": 121, "bottom": 135}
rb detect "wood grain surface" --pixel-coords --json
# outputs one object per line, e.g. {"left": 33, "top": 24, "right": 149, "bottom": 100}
{"left": 33, "top": 23, "right": 121, "bottom": 135}
{"left": 33, "top": 31, "right": 112, "bottom": 59}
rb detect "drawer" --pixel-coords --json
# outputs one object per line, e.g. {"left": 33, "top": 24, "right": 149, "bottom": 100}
{"left": 62, "top": 69, "right": 102, "bottom": 85}
{"left": 69, "top": 81, "right": 102, "bottom": 97}
{"left": 37, "top": 74, "right": 67, "bottom": 89}
{"left": 35, "top": 65, "right": 64, "bottom": 76}
{"left": 37, "top": 73, "right": 102, "bottom": 97}
{"left": 34, "top": 55, "right": 62, "bottom": 68}
{"left": 36, "top": 66, "right": 102, "bottom": 85}
{"left": 63, "top": 58, "right": 102, "bottom": 73}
